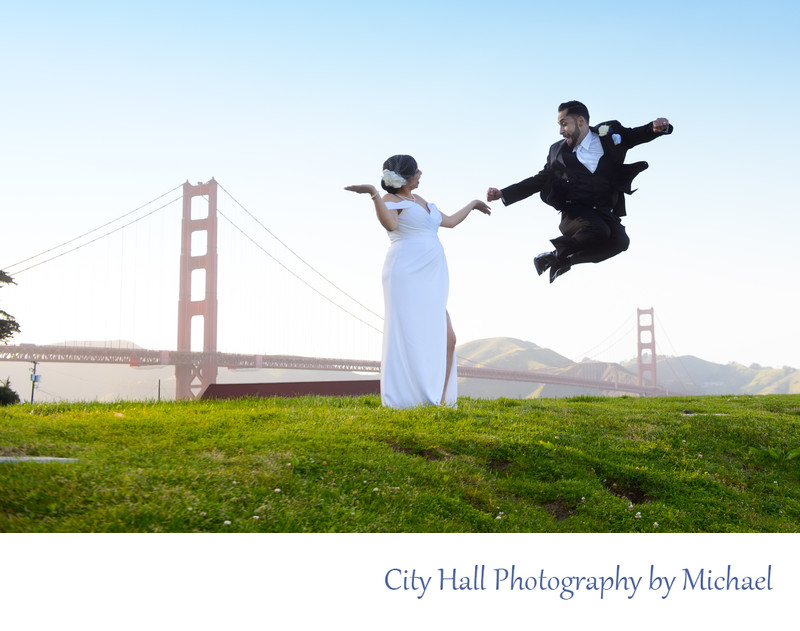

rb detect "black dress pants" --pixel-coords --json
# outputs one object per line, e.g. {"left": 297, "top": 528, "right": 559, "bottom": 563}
{"left": 550, "top": 204, "right": 630, "bottom": 265}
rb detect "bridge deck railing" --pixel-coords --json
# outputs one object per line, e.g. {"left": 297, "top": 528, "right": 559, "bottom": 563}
{"left": 0, "top": 344, "right": 668, "bottom": 397}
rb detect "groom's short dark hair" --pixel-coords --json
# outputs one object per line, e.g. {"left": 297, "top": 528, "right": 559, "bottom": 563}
{"left": 558, "top": 101, "right": 590, "bottom": 123}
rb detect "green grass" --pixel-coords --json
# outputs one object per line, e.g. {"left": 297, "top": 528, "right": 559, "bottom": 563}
{"left": 2, "top": 394, "right": 800, "bottom": 532}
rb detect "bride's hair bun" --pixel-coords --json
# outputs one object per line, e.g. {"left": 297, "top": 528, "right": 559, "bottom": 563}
{"left": 381, "top": 155, "right": 418, "bottom": 193}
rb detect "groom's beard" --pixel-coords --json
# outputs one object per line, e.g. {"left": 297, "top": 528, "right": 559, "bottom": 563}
{"left": 564, "top": 127, "right": 580, "bottom": 147}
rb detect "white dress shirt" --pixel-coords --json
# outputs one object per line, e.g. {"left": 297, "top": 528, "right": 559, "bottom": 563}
{"left": 574, "top": 131, "right": 604, "bottom": 173}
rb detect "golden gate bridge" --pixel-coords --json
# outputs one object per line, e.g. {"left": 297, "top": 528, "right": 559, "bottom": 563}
{"left": 1, "top": 179, "right": 668, "bottom": 400}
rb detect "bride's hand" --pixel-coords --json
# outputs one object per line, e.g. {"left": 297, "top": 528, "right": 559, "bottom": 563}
{"left": 472, "top": 200, "right": 492, "bottom": 215}
{"left": 345, "top": 184, "right": 379, "bottom": 197}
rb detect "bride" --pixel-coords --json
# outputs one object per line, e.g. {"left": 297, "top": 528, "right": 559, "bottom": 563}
{"left": 346, "top": 154, "right": 490, "bottom": 408}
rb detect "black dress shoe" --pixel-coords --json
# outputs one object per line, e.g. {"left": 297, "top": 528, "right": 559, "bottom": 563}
{"left": 533, "top": 252, "right": 558, "bottom": 276}
{"left": 549, "top": 262, "right": 571, "bottom": 283}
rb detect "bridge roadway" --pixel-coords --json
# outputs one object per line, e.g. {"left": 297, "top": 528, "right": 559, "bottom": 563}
{"left": 0, "top": 344, "right": 667, "bottom": 397}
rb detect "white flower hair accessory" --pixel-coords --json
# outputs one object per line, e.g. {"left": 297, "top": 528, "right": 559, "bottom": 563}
{"left": 382, "top": 169, "right": 407, "bottom": 189}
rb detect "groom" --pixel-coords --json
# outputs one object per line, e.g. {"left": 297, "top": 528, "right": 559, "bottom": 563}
{"left": 487, "top": 101, "right": 673, "bottom": 282}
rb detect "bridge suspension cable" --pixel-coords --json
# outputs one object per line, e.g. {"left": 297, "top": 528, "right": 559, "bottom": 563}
{"left": 217, "top": 183, "right": 383, "bottom": 321}
{"left": 216, "top": 207, "right": 383, "bottom": 334}
{"left": 2, "top": 185, "right": 184, "bottom": 275}
{"left": 653, "top": 312, "right": 697, "bottom": 391}
{"left": 570, "top": 310, "right": 637, "bottom": 362}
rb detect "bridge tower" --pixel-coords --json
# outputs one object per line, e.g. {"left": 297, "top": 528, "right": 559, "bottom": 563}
{"left": 637, "top": 307, "right": 657, "bottom": 388}
{"left": 176, "top": 179, "right": 219, "bottom": 400}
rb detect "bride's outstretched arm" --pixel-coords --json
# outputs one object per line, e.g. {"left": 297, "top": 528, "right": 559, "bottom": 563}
{"left": 345, "top": 185, "right": 398, "bottom": 231}
{"left": 439, "top": 200, "right": 491, "bottom": 228}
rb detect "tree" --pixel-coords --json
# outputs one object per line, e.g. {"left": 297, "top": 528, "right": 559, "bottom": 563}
{"left": 1, "top": 270, "right": 21, "bottom": 343}
{"left": 0, "top": 377, "right": 20, "bottom": 406}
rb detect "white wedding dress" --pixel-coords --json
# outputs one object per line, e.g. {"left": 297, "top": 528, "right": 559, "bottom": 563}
{"left": 380, "top": 199, "right": 457, "bottom": 408}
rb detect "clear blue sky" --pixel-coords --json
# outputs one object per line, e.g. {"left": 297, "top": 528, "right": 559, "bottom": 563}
{"left": 3, "top": 0, "right": 800, "bottom": 368}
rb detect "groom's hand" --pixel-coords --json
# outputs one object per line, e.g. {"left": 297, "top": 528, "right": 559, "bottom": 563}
{"left": 652, "top": 117, "right": 670, "bottom": 133}
{"left": 486, "top": 187, "right": 503, "bottom": 202}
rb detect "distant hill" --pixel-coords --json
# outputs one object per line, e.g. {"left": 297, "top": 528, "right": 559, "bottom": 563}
{"left": 456, "top": 338, "right": 800, "bottom": 398}
{"left": 622, "top": 355, "right": 800, "bottom": 396}
{"left": 457, "top": 337, "right": 572, "bottom": 369}
{"left": 456, "top": 337, "right": 642, "bottom": 399}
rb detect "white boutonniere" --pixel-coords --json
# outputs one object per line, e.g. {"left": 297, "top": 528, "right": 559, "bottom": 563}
{"left": 598, "top": 125, "right": 622, "bottom": 146}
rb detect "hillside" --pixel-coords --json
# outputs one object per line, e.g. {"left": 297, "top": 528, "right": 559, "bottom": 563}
{"left": 626, "top": 355, "right": 800, "bottom": 396}
{"left": 3, "top": 394, "right": 800, "bottom": 534}
{"left": 458, "top": 338, "right": 800, "bottom": 398}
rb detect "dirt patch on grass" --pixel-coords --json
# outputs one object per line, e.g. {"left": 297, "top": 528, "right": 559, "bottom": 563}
{"left": 0, "top": 446, "right": 28, "bottom": 457}
{"left": 604, "top": 479, "right": 652, "bottom": 504}
{"left": 390, "top": 443, "right": 453, "bottom": 461}
{"left": 541, "top": 500, "right": 575, "bottom": 521}
{"left": 487, "top": 459, "right": 513, "bottom": 473}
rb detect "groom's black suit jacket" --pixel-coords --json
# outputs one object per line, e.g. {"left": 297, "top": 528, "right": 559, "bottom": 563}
{"left": 501, "top": 120, "right": 674, "bottom": 217}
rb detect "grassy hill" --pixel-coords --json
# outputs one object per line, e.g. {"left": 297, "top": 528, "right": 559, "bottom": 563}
{"left": 2, "top": 394, "right": 799, "bottom": 533}
{"left": 457, "top": 337, "right": 574, "bottom": 370}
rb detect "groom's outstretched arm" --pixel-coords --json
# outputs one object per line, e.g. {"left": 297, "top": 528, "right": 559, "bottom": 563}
{"left": 619, "top": 118, "right": 673, "bottom": 149}
{"left": 488, "top": 166, "right": 550, "bottom": 206}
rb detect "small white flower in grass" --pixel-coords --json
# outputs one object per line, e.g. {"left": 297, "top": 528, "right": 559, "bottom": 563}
{"left": 581, "top": 497, "right": 586, "bottom": 503}
{"left": 274, "top": 488, "right": 281, "bottom": 493}
{"left": 654, "top": 522, "right": 659, "bottom": 528}
{"left": 252, "top": 516, "right": 260, "bottom": 520}
{"left": 200, "top": 512, "right": 207, "bottom": 517}
{"left": 628, "top": 503, "right": 634, "bottom": 511}
{"left": 373, "top": 488, "right": 379, "bottom": 492}
{"left": 634, "top": 512, "right": 642, "bottom": 519}
{"left": 232, "top": 481, "right": 238, "bottom": 485}
{"left": 188, "top": 507, "right": 193, "bottom": 511}
{"left": 223, "top": 520, "right": 231, "bottom": 526}
{"left": 496, "top": 516, "right": 502, "bottom": 520}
